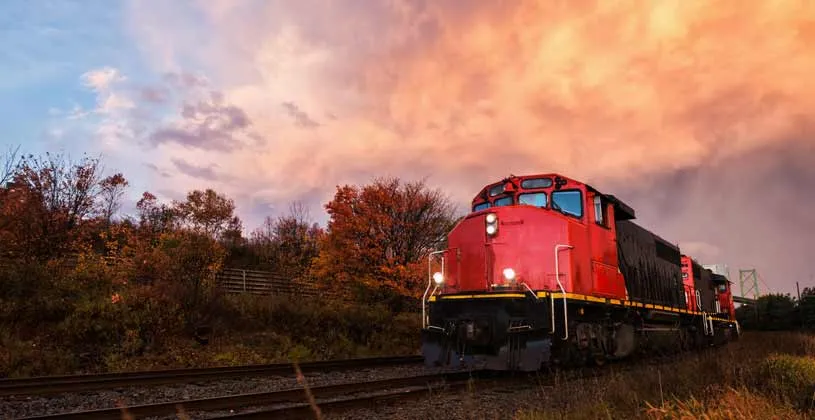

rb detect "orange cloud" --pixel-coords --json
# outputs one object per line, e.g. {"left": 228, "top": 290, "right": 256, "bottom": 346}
{"left": 355, "top": 1, "right": 815, "bottom": 178}
{"left": 131, "top": 1, "right": 812, "bottom": 189}
{"left": 124, "top": 1, "right": 815, "bottom": 293}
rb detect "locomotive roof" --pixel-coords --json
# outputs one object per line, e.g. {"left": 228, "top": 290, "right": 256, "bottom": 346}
{"left": 473, "top": 173, "right": 636, "bottom": 221}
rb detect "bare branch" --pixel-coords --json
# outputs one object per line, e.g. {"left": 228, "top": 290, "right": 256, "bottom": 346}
{"left": 0, "top": 144, "right": 21, "bottom": 187}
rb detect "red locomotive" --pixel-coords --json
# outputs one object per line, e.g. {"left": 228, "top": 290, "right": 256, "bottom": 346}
{"left": 421, "top": 173, "right": 739, "bottom": 371}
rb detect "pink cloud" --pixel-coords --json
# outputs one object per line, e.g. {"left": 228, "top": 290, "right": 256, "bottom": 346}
{"left": 120, "top": 0, "right": 815, "bottom": 295}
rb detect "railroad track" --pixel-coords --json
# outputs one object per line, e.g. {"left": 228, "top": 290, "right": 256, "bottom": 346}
{"left": 17, "top": 371, "right": 500, "bottom": 420}
{"left": 0, "top": 355, "right": 423, "bottom": 397}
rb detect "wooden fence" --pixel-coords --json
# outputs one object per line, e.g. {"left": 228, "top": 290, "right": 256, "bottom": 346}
{"left": 215, "top": 267, "right": 343, "bottom": 300}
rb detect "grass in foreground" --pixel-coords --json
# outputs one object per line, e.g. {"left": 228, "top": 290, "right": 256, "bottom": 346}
{"left": 513, "top": 331, "right": 815, "bottom": 419}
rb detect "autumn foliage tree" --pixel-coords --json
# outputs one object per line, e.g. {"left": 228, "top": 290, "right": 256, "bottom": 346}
{"left": 98, "top": 173, "right": 129, "bottom": 226}
{"left": 0, "top": 152, "right": 107, "bottom": 260}
{"left": 315, "top": 177, "right": 458, "bottom": 307}
{"left": 173, "top": 189, "right": 242, "bottom": 240}
{"left": 249, "top": 202, "right": 324, "bottom": 278}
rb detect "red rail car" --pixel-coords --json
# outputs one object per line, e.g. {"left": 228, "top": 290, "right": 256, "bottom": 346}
{"left": 421, "top": 174, "right": 739, "bottom": 371}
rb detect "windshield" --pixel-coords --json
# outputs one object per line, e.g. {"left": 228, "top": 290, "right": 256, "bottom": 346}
{"left": 471, "top": 185, "right": 584, "bottom": 217}
{"left": 519, "top": 192, "right": 547, "bottom": 208}
{"left": 551, "top": 190, "right": 583, "bottom": 218}
{"left": 473, "top": 202, "right": 490, "bottom": 212}
{"left": 494, "top": 196, "right": 513, "bottom": 207}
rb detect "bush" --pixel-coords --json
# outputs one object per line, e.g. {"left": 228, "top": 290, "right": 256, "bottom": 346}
{"left": 218, "top": 294, "right": 421, "bottom": 360}
{"left": 758, "top": 354, "right": 815, "bottom": 409}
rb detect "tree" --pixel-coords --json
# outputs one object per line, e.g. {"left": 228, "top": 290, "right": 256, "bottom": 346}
{"left": 173, "top": 189, "right": 242, "bottom": 240}
{"left": 17, "top": 152, "right": 103, "bottom": 227}
{"left": 136, "top": 192, "right": 179, "bottom": 237}
{"left": 0, "top": 144, "right": 21, "bottom": 188}
{"left": 314, "top": 177, "right": 457, "bottom": 303}
{"left": 98, "top": 173, "right": 129, "bottom": 225}
{"left": 249, "top": 201, "right": 324, "bottom": 277}
{"left": 798, "top": 287, "right": 815, "bottom": 330}
{"left": 0, "top": 152, "right": 104, "bottom": 259}
{"left": 736, "top": 293, "right": 799, "bottom": 330}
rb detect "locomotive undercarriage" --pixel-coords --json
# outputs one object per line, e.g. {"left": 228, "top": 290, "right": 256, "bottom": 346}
{"left": 422, "top": 298, "right": 552, "bottom": 371}
{"left": 422, "top": 297, "right": 739, "bottom": 372}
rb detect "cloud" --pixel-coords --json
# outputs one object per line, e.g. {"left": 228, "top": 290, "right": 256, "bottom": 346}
{"left": 163, "top": 72, "right": 209, "bottom": 90}
{"left": 81, "top": 66, "right": 125, "bottom": 91}
{"left": 66, "top": 66, "right": 138, "bottom": 148}
{"left": 171, "top": 158, "right": 227, "bottom": 181}
{"left": 125, "top": 1, "right": 815, "bottom": 186}
{"left": 281, "top": 101, "right": 319, "bottom": 128}
{"left": 118, "top": 0, "right": 815, "bottom": 294}
{"left": 139, "top": 86, "right": 169, "bottom": 103}
{"left": 148, "top": 90, "right": 254, "bottom": 151}
{"left": 604, "top": 140, "right": 815, "bottom": 296}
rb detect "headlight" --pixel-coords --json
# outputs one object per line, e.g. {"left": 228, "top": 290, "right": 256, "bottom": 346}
{"left": 485, "top": 213, "right": 498, "bottom": 236}
{"left": 433, "top": 272, "right": 444, "bottom": 285}
{"left": 503, "top": 268, "right": 516, "bottom": 281}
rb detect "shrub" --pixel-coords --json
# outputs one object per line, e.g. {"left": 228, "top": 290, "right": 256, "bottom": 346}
{"left": 758, "top": 354, "right": 815, "bottom": 410}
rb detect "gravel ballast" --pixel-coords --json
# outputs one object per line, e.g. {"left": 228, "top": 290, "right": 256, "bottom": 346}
{"left": 0, "top": 363, "right": 462, "bottom": 419}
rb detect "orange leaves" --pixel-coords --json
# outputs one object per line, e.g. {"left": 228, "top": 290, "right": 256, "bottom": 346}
{"left": 173, "top": 189, "right": 242, "bottom": 241}
{"left": 317, "top": 177, "right": 458, "bottom": 301}
{"left": 0, "top": 152, "right": 113, "bottom": 260}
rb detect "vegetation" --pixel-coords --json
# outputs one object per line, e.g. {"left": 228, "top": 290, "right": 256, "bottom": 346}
{"left": 736, "top": 291, "right": 815, "bottom": 331}
{"left": 0, "top": 147, "right": 456, "bottom": 377}
{"left": 513, "top": 331, "right": 815, "bottom": 419}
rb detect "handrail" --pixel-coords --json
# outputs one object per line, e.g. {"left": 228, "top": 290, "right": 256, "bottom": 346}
{"left": 553, "top": 244, "right": 573, "bottom": 340}
{"left": 521, "top": 282, "right": 539, "bottom": 300}
{"left": 702, "top": 312, "right": 712, "bottom": 336}
{"left": 423, "top": 250, "right": 447, "bottom": 328}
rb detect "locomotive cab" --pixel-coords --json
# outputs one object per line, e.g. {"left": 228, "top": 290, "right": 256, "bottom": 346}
{"left": 422, "top": 174, "right": 636, "bottom": 371}
{"left": 712, "top": 276, "right": 736, "bottom": 320}
{"left": 431, "top": 174, "right": 631, "bottom": 298}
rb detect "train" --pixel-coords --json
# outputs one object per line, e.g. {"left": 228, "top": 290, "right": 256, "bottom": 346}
{"left": 421, "top": 173, "right": 739, "bottom": 371}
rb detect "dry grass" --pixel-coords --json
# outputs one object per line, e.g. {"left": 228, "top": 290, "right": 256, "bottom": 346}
{"left": 515, "top": 331, "right": 815, "bottom": 419}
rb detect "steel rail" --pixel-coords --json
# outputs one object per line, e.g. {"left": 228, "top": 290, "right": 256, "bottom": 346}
{"left": 0, "top": 355, "right": 423, "bottom": 397}
{"left": 212, "top": 373, "right": 509, "bottom": 419}
{"left": 17, "top": 371, "right": 482, "bottom": 420}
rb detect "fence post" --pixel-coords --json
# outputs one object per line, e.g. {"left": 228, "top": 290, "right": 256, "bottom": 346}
{"left": 242, "top": 270, "right": 246, "bottom": 292}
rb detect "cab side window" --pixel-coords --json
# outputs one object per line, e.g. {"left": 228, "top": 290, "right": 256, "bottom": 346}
{"left": 593, "top": 195, "right": 608, "bottom": 227}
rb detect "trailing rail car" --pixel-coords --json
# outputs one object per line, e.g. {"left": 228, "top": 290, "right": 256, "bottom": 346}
{"left": 421, "top": 173, "right": 739, "bottom": 371}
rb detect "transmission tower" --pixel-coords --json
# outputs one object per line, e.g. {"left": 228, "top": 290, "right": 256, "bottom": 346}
{"left": 739, "top": 269, "right": 760, "bottom": 300}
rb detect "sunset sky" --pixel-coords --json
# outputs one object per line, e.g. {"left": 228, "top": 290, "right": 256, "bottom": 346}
{"left": 2, "top": 0, "right": 813, "bottom": 296}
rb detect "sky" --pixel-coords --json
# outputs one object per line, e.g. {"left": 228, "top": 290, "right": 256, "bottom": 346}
{"left": 1, "top": 0, "right": 813, "bottom": 296}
